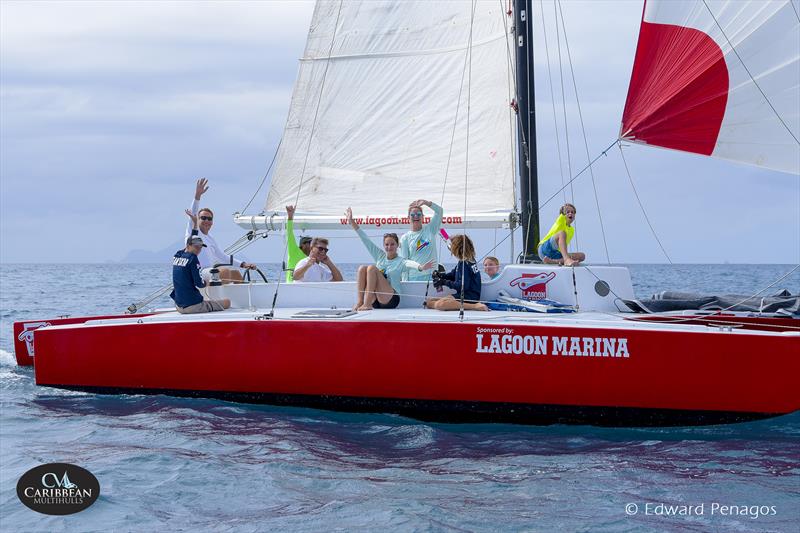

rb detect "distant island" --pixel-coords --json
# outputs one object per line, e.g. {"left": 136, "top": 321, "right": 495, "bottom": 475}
{"left": 118, "top": 240, "right": 273, "bottom": 264}
{"left": 119, "top": 241, "right": 183, "bottom": 263}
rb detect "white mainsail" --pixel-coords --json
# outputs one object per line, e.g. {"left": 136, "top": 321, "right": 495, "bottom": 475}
{"left": 263, "top": 0, "right": 517, "bottom": 225}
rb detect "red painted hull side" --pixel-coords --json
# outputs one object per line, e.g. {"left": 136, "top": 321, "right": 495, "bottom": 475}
{"left": 13, "top": 314, "right": 155, "bottom": 366}
{"left": 32, "top": 319, "right": 800, "bottom": 415}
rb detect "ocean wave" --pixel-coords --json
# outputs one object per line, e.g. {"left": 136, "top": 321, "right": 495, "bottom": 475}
{"left": 0, "top": 349, "right": 16, "bottom": 367}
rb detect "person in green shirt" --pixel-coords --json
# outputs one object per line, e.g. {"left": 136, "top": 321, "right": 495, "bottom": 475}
{"left": 538, "top": 203, "right": 586, "bottom": 266}
{"left": 346, "top": 207, "right": 434, "bottom": 310}
{"left": 285, "top": 205, "right": 312, "bottom": 282}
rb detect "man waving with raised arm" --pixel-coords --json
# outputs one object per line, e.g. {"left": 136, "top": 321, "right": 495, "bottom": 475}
{"left": 187, "top": 178, "right": 257, "bottom": 283}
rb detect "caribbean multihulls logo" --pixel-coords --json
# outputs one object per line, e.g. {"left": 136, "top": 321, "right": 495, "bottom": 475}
{"left": 509, "top": 272, "right": 556, "bottom": 300}
{"left": 17, "top": 463, "right": 100, "bottom": 515}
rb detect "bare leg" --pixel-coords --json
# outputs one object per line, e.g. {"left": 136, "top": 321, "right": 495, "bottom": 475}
{"left": 554, "top": 231, "right": 581, "bottom": 266}
{"left": 373, "top": 273, "right": 395, "bottom": 305}
{"left": 354, "top": 265, "right": 368, "bottom": 310}
{"left": 359, "top": 265, "right": 380, "bottom": 310}
{"left": 425, "top": 296, "right": 442, "bottom": 308}
{"left": 433, "top": 295, "right": 488, "bottom": 312}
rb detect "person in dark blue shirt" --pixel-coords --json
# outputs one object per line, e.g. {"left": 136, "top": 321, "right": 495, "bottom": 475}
{"left": 170, "top": 210, "right": 231, "bottom": 314}
{"left": 425, "top": 234, "right": 488, "bottom": 311}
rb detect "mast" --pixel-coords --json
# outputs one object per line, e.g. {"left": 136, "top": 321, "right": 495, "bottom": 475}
{"left": 514, "top": 0, "right": 540, "bottom": 262}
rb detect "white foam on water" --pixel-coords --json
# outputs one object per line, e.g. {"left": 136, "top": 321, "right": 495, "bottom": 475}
{"left": 0, "top": 349, "right": 16, "bottom": 367}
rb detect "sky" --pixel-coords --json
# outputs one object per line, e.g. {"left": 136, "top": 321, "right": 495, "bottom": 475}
{"left": 1, "top": 0, "right": 798, "bottom": 264}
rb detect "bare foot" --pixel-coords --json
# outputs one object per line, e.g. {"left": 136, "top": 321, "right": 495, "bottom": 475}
{"left": 564, "top": 258, "right": 579, "bottom": 267}
{"left": 357, "top": 305, "right": 373, "bottom": 311}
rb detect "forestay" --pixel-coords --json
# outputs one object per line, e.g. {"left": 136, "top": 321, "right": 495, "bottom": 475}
{"left": 264, "top": 0, "right": 517, "bottom": 225}
{"left": 620, "top": 0, "right": 800, "bottom": 175}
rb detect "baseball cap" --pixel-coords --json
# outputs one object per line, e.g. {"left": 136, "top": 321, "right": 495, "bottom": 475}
{"left": 187, "top": 236, "right": 207, "bottom": 247}
{"left": 299, "top": 236, "right": 313, "bottom": 246}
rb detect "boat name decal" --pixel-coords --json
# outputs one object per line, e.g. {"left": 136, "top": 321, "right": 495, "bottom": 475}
{"left": 509, "top": 272, "right": 556, "bottom": 301}
{"left": 475, "top": 328, "right": 629, "bottom": 358}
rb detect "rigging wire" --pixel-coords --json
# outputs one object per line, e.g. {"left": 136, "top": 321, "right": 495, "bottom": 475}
{"left": 537, "top": 0, "right": 568, "bottom": 206}
{"left": 500, "top": 1, "right": 519, "bottom": 215}
{"left": 239, "top": 138, "right": 282, "bottom": 214}
{"left": 501, "top": 1, "right": 519, "bottom": 262}
{"left": 539, "top": 138, "right": 617, "bottom": 211}
{"left": 790, "top": 0, "right": 800, "bottom": 23}
{"left": 269, "top": 0, "right": 344, "bottom": 317}
{"left": 459, "top": 0, "right": 478, "bottom": 319}
{"left": 702, "top": 0, "right": 800, "bottom": 146}
{"left": 479, "top": 224, "right": 521, "bottom": 262}
{"left": 435, "top": 2, "right": 476, "bottom": 275}
{"left": 499, "top": 0, "right": 533, "bottom": 262}
{"left": 501, "top": 0, "right": 542, "bottom": 262}
{"left": 617, "top": 143, "right": 673, "bottom": 264}
{"left": 556, "top": 0, "right": 611, "bottom": 264}
{"left": 553, "top": 0, "right": 575, "bottom": 207}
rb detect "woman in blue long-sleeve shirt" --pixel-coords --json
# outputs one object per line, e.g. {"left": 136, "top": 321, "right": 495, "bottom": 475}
{"left": 425, "top": 234, "right": 488, "bottom": 312}
{"left": 346, "top": 207, "right": 434, "bottom": 310}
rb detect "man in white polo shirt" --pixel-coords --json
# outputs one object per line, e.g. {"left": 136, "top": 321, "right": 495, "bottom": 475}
{"left": 293, "top": 237, "right": 344, "bottom": 282}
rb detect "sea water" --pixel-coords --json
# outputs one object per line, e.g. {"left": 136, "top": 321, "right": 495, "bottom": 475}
{"left": 1, "top": 264, "right": 798, "bottom": 532}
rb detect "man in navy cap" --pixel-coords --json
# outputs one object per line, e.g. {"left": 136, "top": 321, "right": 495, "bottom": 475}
{"left": 171, "top": 210, "right": 231, "bottom": 314}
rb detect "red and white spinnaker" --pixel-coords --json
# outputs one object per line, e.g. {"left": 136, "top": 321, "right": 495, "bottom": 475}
{"left": 621, "top": 0, "right": 800, "bottom": 174}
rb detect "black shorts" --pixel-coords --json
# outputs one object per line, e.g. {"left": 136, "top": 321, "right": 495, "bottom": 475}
{"left": 373, "top": 292, "right": 400, "bottom": 309}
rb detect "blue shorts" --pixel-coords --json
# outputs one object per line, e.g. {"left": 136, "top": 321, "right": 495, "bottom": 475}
{"left": 538, "top": 236, "right": 562, "bottom": 260}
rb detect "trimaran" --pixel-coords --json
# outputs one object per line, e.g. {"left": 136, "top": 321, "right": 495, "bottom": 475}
{"left": 13, "top": 0, "right": 799, "bottom": 426}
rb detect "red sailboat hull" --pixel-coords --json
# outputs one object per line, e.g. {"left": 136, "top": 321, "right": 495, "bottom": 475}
{"left": 23, "top": 316, "right": 800, "bottom": 426}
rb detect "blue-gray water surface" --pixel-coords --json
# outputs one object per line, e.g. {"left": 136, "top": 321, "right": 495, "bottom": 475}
{"left": 1, "top": 263, "right": 798, "bottom": 532}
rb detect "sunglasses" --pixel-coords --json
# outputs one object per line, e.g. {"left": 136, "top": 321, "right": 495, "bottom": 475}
{"left": 409, "top": 213, "right": 423, "bottom": 219}
{"left": 199, "top": 216, "right": 213, "bottom": 221}
{"left": 315, "top": 246, "right": 329, "bottom": 252}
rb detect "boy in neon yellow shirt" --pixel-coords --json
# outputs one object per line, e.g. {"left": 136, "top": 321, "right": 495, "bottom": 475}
{"left": 285, "top": 205, "right": 312, "bottom": 282}
{"left": 538, "top": 203, "right": 586, "bottom": 266}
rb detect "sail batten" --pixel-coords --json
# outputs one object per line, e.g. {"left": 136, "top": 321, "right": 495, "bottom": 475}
{"left": 300, "top": 33, "right": 508, "bottom": 62}
{"left": 621, "top": 0, "right": 800, "bottom": 174}
{"left": 265, "top": 0, "right": 517, "bottom": 217}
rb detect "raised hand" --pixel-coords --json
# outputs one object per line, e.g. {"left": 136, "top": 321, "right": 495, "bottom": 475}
{"left": 195, "top": 178, "right": 209, "bottom": 200}
{"left": 409, "top": 199, "right": 431, "bottom": 209}
{"left": 185, "top": 209, "right": 198, "bottom": 228}
{"left": 286, "top": 205, "right": 296, "bottom": 220}
{"left": 345, "top": 207, "right": 358, "bottom": 229}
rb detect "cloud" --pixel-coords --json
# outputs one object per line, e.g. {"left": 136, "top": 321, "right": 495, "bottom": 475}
{"left": 1, "top": 0, "right": 798, "bottom": 264}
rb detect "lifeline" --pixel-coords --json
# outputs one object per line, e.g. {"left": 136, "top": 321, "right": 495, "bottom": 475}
{"left": 475, "top": 334, "right": 630, "bottom": 358}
